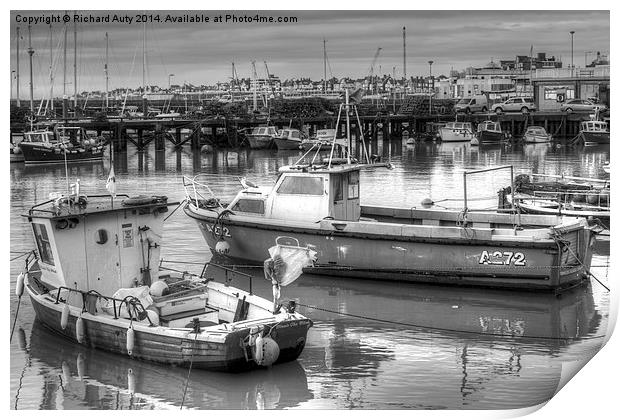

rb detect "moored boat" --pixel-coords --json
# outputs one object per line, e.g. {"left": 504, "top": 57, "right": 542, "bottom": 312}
{"left": 246, "top": 126, "right": 279, "bottom": 149}
{"left": 19, "top": 126, "right": 106, "bottom": 165}
{"left": 439, "top": 122, "right": 474, "bottom": 142}
{"left": 19, "top": 186, "right": 312, "bottom": 372}
{"left": 182, "top": 92, "right": 597, "bottom": 292}
{"left": 577, "top": 120, "right": 610, "bottom": 145}
{"left": 472, "top": 121, "right": 504, "bottom": 145}
{"left": 274, "top": 128, "right": 305, "bottom": 150}
{"left": 523, "top": 126, "right": 552, "bottom": 144}
{"left": 299, "top": 128, "right": 337, "bottom": 151}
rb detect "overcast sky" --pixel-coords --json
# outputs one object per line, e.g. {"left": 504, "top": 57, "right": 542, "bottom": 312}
{"left": 9, "top": 10, "right": 610, "bottom": 97}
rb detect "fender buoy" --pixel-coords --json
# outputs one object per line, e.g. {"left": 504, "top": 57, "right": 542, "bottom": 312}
{"left": 146, "top": 309, "right": 159, "bottom": 326}
{"left": 61, "top": 361, "right": 71, "bottom": 384}
{"left": 215, "top": 240, "right": 230, "bottom": 255}
{"left": 15, "top": 272, "right": 25, "bottom": 297}
{"left": 76, "top": 316, "right": 85, "bottom": 343}
{"left": 122, "top": 195, "right": 168, "bottom": 206}
{"left": 252, "top": 334, "right": 280, "bottom": 367}
{"left": 128, "top": 368, "right": 135, "bottom": 394}
{"left": 126, "top": 325, "right": 135, "bottom": 355}
{"left": 61, "top": 304, "right": 70, "bottom": 330}
{"left": 76, "top": 353, "right": 86, "bottom": 379}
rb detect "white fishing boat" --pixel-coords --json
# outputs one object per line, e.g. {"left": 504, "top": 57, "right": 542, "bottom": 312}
{"left": 577, "top": 120, "right": 610, "bottom": 145}
{"left": 246, "top": 126, "right": 279, "bottom": 149}
{"left": 18, "top": 185, "right": 312, "bottom": 372}
{"left": 182, "top": 92, "right": 598, "bottom": 292}
{"left": 299, "top": 128, "right": 338, "bottom": 151}
{"left": 439, "top": 122, "right": 474, "bottom": 142}
{"left": 274, "top": 128, "right": 305, "bottom": 150}
{"left": 523, "top": 126, "right": 552, "bottom": 144}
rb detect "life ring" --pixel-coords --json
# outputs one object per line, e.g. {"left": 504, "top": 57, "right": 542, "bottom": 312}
{"left": 121, "top": 195, "right": 168, "bottom": 206}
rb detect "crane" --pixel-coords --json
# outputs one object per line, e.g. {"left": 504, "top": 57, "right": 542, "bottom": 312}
{"left": 263, "top": 60, "right": 275, "bottom": 98}
{"left": 367, "top": 47, "right": 382, "bottom": 95}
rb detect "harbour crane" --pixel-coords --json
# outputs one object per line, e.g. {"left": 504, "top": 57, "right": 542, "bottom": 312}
{"left": 367, "top": 47, "right": 382, "bottom": 95}
{"left": 263, "top": 60, "right": 275, "bottom": 99}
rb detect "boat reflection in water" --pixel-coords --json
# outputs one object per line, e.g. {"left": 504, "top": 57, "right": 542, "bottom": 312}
{"left": 21, "top": 321, "right": 313, "bottom": 410}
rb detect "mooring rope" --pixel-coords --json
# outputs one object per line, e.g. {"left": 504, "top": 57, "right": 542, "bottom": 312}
{"left": 10, "top": 299, "right": 22, "bottom": 342}
{"left": 180, "top": 319, "right": 201, "bottom": 410}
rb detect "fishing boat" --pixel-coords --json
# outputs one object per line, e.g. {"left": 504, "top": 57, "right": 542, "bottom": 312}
{"left": 439, "top": 122, "right": 474, "bottom": 142}
{"left": 577, "top": 120, "right": 610, "bottom": 145}
{"left": 472, "top": 121, "right": 504, "bottom": 146}
{"left": 246, "top": 126, "right": 279, "bottom": 149}
{"left": 502, "top": 173, "right": 610, "bottom": 227}
{"left": 274, "top": 128, "right": 305, "bottom": 150}
{"left": 523, "top": 126, "right": 552, "bottom": 144}
{"left": 18, "top": 186, "right": 312, "bottom": 372}
{"left": 299, "top": 129, "right": 337, "bottom": 151}
{"left": 183, "top": 92, "right": 597, "bottom": 292}
{"left": 18, "top": 126, "right": 105, "bottom": 165}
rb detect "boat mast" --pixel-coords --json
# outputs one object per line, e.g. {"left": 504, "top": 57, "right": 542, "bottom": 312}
{"left": 27, "top": 25, "right": 34, "bottom": 116}
{"left": 230, "top": 61, "right": 235, "bottom": 102}
{"left": 345, "top": 89, "right": 351, "bottom": 164}
{"left": 63, "top": 15, "right": 67, "bottom": 97}
{"left": 402, "top": 26, "right": 407, "bottom": 87}
{"left": 323, "top": 38, "right": 327, "bottom": 93}
{"left": 49, "top": 24, "right": 54, "bottom": 114}
{"left": 142, "top": 22, "right": 146, "bottom": 94}
{"left": 105, "top": 32, "right": 109, "bottom": 110}
{"left": 16, "top": 27, "right": 20, "bottom": 107}
{"left": 251, "top": 60, "right": 257, "bottom": 112}
{"left": 73, "top": 15, "right": 77, "bottom": 110}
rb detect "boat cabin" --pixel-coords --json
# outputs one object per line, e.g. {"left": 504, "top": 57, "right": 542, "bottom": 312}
{"left": 314, "top": 129, "right": 336, "bottom": 140}
{"left": 227, "top": 164, "right": 361, "bottom": 223}
{"left": 23, "top": 126, "right": 90, "bottom": 146}
{"left": 250, "top": 126, "right": 278, "bottom": 137}
{"left": 525, "top": 126, "right": 548, "bottom": 136}
{"left": 581, "top": 121, "right": 608, "bottom": 133}
{"left": 477, "top": 121, "right": 501, "bottom": 132}
{"left": 25, "top": 191, "right": 173, "bottom": 308}
{"left": 445, "top": 122, "right": 473, "bottom": 132}
{"left": 23, "top": 130, "right": 55, "bottom": 145}
{"left": 279, "top": 128, "right": 303, "bottom": 140}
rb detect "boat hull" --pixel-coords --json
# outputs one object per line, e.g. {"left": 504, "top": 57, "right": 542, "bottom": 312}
{"left": 476, "top": 130, "right": 504, "bottom": 144}
{"left": 185, "top": 206, "right": 593, "bottom": 291}
{"left": 300, "top": 142, "right": 332, "bottom": 151}
{"left": 523, "top": 134, "right": 551, "bottom": 144}
{"left": 20, "top": 143, "right": 105, "bottom": 164}
{"left": 274, "top": 138, "right": 302, "bottom": 150}
{"left": 581, "top": 131, "right": 610, "bottom": 144}
{"left": 26, "top": 281, "right": 311, "bottom": 372}
{"left": 247, "top": 135, "right": 274, "bottom": 149}
{"left": 439, "top": 128, "right": 474, "bottom": 142}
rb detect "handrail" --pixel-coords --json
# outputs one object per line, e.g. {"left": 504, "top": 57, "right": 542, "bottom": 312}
{"left": 28, "top": 193, "right": 131, "bottom": 216}
{"left": 201, "top": 261, "right": 253, "bottom": 295}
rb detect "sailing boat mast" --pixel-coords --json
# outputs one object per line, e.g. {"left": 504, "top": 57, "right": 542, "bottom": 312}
{"left": 323, "top": 39, "right": 327, "bottom": 93}
{"left": 142, "top": 22, "right": 146, "bottom": 94}
{"left": 27, "top": 25, "right": 34, "bottom": 115}
{"left": 105, "top": 32, "right": 109, "bottom": 110}
{"left": 63, "top": 15, "right": 67, "bottom": 97}
{"left": 251, "top": 61, "right": 257, "bottom": 112}
{"left": 16, "top": 27, "right": 20, "bottom": 107}
{"left": 73, "top": 15, "right": 77, "bottom": 109}
{"left": 49, "top": 24, "right": 54, "bottom": 114}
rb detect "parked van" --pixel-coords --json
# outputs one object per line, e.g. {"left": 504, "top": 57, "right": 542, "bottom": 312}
{"left": 455, "top": 95, "right": 489, "bottom": 114}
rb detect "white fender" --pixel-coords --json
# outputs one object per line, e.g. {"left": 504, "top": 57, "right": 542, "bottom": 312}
{"left": 127, "top": 368, "right": 135, "bottom": 394}
{"left": 61, "top": 361, "right": 71, "bottom": 385}
{"left": 76, "top": 353, "right": 86, "bottom": 379}
{"left": 60, "top": 304, "right": 70, "bottom": 330}
{"left": 253, "top": 335, "right": 280, "bottom": 367}
{"left": 76, "top": 316, "right": 85, "bottom": 343}
{"left": 15, "top": 272, "right": 25, "bottom": 297}
{"left": 126, "top": 325, "right": 135, "bottom": 355}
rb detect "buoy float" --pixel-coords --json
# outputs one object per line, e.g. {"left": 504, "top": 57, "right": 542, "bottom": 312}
{"left": 76, "top": 353, "right": 86, "bottom": 380}
{"left": 215, "top": 240, "right": 230, "bottom": 255}
{"left": 60, "top": 304, "right": 70, "bottom": 330}
{"left": 61, "top": 361, "right": 71, "bottom": 384}
{"left": 146, "top": 309, "right": 159, "bottom": 326}
{"left": 421, "top": 197, "right": 434, "bottom": 207}
{"left": 15, "top": 272, "right": 25, "bottom": 297}
{"left": 17, "top": 327, "right": 27, "bottom": 351}
{"left": 76, "top": 316, "right": 85, "bottom": 343}
{"left": 252, "top": 334, "right": 280, "bottom": 367}
{"left": 127, "top": 368, "right": 135, "bottom": 394}
{"left": 126, "top": 325, "right": 135, "bottom": 355}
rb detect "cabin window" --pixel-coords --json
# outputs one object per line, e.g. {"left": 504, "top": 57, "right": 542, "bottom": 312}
{"left": 33, "top": 223, "right": 55, "bottom": 265}
{"left": 348, "top": 172, "right": 360, "bottom": 199}
{"left": 277, "top": 176, "right": 324, "bottom": 195}
{"left": 231, "top": 199, "right": 265, "bottom": 214}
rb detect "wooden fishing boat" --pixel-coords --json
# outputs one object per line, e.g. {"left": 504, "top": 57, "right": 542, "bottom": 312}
{"left": 183, "top": 93, "right": 598, "bottom": 292}
{"left": 439, "top": 122, "right": 474, "bottom": 142}
{"left": 274, "top": 128, "right": 305, "bottom": 150}
{"left": 19, "top": 126, "right": 105, "bottom": 165}
{"left": 472, "top": 121, "right": 504, "bottom": 145}
{"left": 246, "top": 126, "right": 279, "bottom": 149}
{"left": 19, "top": 187, "right": 312, "bottom": 372}
{"left": 577, "top": 120, "right": 610, "bottom": 145}
{"left": 299, "top": 129, "right": 337, "bottom": 151}
{"left": 523, "top": 126, "right": 552, "bottom": 144}
{"left": 502, "top": 173, "right": 610, "bottom": 227}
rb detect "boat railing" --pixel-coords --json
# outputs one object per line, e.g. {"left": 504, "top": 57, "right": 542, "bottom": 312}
{"left": 516, "top": 189, "right": 610, "bottom": 208}
{"left": 28, "top": 194, "right": 131, "bottom": 216}
{"left": 463, "top": 165, "right": 515, "bottom": 213}
{"left": 182, "top": 174, "right": 225, "bottom": 209}
{"left": 201, "top": 261, "right": 254, "bottom": 295}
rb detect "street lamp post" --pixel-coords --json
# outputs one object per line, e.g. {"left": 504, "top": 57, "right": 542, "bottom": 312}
{"left": 428, "top": 60, "right": 434, "bottom": 114}
{"left": 570, "top": 31, "right": 575, "bottom": 77}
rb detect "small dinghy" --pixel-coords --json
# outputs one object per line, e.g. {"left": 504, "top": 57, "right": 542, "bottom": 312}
{"left": 19, "top": 184, "right": 312, "bottom": 372}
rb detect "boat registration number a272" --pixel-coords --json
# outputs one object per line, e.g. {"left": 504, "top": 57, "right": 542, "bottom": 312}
{"left": 478, "top": 251, "right": 527, "bottom": 266}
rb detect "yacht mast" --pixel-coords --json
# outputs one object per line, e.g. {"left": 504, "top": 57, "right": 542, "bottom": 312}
{"left": 16, "top": 27, "right": 20, "bottom": 107}
{"left": 63, "top": 16, "right": 67, "bottom": 96}
{"left": 142, "top": 22, "right": 146, "bottom": 93}
{"left": 345, "top": 89, "right": 351, "bottom": 164}
{"left": 27, "top": 25, "right": 34, "bottom": 115}
{"left": 105, "top": 32, "right": 109, "bottom": 110}
{"left": 323, "top": 39, "right": 327, "bottom": 93}
{"left": 251, "top": 61, "right": 257, "bottom": 112}
{"left": 49, "top": 24, "right": 54, "bottom": 113}
{"left": 73, "top": 15, "right": 77, "bottom": 109}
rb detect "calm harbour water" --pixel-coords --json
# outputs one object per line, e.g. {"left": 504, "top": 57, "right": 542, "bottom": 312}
{"left": 9, "top": 137, "right": 611, "bottom": 410}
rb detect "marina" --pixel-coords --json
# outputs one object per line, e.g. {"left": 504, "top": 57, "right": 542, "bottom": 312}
{"left": 9, "top": 8, "right": 612, "bottom": 413}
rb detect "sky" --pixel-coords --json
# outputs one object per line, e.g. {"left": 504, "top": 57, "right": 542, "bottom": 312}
{"left": 8, "top": 9, "right": 610, "bottom": 98}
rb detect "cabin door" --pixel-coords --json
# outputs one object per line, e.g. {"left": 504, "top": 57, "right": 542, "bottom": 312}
{"left": 331, "top": 174, "right": 346, "bottom": 220}
{"left": 84, "top": 213, "right": 121, "bottom": 297}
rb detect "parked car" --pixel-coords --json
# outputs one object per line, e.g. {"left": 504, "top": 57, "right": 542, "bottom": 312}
{"left": 454, "top": 95, "right": 489, "bottom": 114}
{"left": 560, "top": 99, "right": 608, "bottom": 114}
{"left": 492, "top": 97, "right": 537, "bottom": 114}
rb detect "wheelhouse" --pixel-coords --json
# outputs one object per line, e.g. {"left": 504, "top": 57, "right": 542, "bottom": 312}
{"left": 477, "top": 121, "right": 501, "bottom": 132}
{"left": 581, "top": 121, "right": 608, "bottom": 132}
{"left": 251, "top": 126, "right": 278, "bottom": 136}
